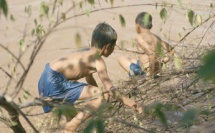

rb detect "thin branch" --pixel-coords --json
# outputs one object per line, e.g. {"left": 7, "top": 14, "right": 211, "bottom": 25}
{"left": 173, "top": 14, "right": 215, "bottom": 49}
{"left": 0, "top": 43, "right": 26, "bottom": 71}
{"left": 112, "top": 117, "right": 151, "bottom": 132}
{"left": 0, "top": 116, "right": 12, "bottom": 128}
{"left": 0, "top": 67, "right": 12, "bottom": 78}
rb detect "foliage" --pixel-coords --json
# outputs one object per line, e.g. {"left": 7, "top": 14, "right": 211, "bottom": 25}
{"left": 0, "top": 0, "right": 8, "bottom": 17}
{"left": 84, "top": 118, "right": 104, "bottom": 133}
{"left": 119, "top": 14, "right": 126, "bottom": 28}
{"left": 145, "top": 102, "right": 174, "bottom": 127}
{"left": 198, "top": 49, "right": 215, "bottom": 83}
{"left": 160, "top": 8, "right": 168, "bottom": 23}
{"left": 52, "top": 105, "right": 78, "bottom": 122}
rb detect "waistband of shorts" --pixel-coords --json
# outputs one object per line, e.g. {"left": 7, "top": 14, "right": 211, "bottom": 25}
{"left": 45, "top": 63, "right": 66, "bottom": 80}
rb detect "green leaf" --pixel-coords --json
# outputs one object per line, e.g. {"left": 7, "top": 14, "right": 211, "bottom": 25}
{"left": 23, "top": 93, "right": 28, "bottom": 100}
{"left": 210, "top": 3, "right": 214, "bottom": 9}
{"left": 160, "top": 8, "right": 168, "bottom": 23}
{"left": 61, "top": 13, "right": 66, "bottom": 20}
{"left": 31, "top": 29, "right": 35, "bottom": 36}
{"left": 36, "top": 25, "right": 46, "bottom": 37}
{"left": 52, "top": 105, "right": 78, "bottom": 121}
{"left": 180, "top": 108, "right": 199, "bottom": 128}
{"left": 11, "top": 121, "right": 18, "bottom": 126}
{"left": 87, "top": 0, "right": 95, "bottom": 5}
{"left": 19, "top": 39, "right": 25, "bottom": 52}
{"left": 178, "top": 0, "right": 182, "bottom": 6}
{"left": 198, "top": 48, "right": 215, "bottom": 83}
{"left": 187, "top": 10, "right": 195, "bottom": 26}
{"left": 10, "top": 14, "right": 15, "bottom": 21}
{"left": 156, "top": 42, "right": 165, "bottom": 57}
{"left": 75, "top": 33, "right": 81, "bottom": 48}
{"left": 174, "top": 54, "right": 182, "bottom": 70}
{"left": 143, "top": 13, "right": 150, "bottom": 27}
{"left": 34, "top": 18, "right": 37, "bottom": 25}
{"left": 39, "top": 2, "right": 49, "bottom": 18}
{"left": 96, "top": 119, "right": 104, "bottom": 133}
{"left": 86, "top": 9, "right": 90, "bottom": 17}
{"left": 24, "top": 5, "right": 32, "bottom": 17}
{"left": 84, "top": 120, "right": 95, "bottom": 133}
{"left": 110, "top": 0, "right": 114, "bottom": 7}
{"left": 0, "top": 0, "right": 8, "bottom": 17}
{"left": 79, "top": 1, "right": 83, "bottom": 9}
{"left": 119, "top": 14, "right": 126, "bottom": 27}
{"left": 195, "top": 14, "right": 202, "bottom": 26}
{"left": 144, "top": 102, "right": 173, "bottom": 128}
{"left": 178, "top": 32, "right": 182, "bottom": 37}
{"left": 18, "top": 97, "right": 22, "bottom": 103}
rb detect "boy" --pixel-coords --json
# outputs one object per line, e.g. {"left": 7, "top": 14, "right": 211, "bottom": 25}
{"left": 118, "top": 12, "right": 175, "bottom": 77}
{"left": 38, "top": 22, "right": 142, "bottom": 132}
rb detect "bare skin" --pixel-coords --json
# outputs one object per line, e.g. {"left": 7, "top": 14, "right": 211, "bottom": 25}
{"left": 50, "top": 45, "right": 142, "bottom": 132}
{"left": 118, "top": 24, "right": 175, "bottom": 76}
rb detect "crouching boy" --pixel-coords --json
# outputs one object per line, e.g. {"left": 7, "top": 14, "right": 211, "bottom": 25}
{"left": 38, "top": 22, "right": 142, "bottom": 132}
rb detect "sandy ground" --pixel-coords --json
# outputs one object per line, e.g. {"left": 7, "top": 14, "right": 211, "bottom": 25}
{"left": 0, "top": 0, "right": 215, "bottom": 132}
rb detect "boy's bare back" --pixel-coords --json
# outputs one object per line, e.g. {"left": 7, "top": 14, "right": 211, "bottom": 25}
{"left": 136, "top": 31, "right": 171, "bottom": 57}
{"left": 135, "top": 32, "right": 158, "bottom": 56}
{"left": 50, "top": 49, "right": 100, "bottom": 80}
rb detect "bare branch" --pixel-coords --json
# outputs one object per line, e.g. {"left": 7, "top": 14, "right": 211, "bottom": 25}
{"left": 0, "top": 66, "right": 12, "bottom": 78}
{"left": 0, "top": 43, "right": 26, "bottom": 71}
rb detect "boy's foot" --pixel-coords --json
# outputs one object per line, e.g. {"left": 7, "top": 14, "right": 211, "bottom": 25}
{"left": 64, "top": 122, "right": 78, "bottom": 133}
{"left": 133, "top": 103, "right": 143, "bottom": 114}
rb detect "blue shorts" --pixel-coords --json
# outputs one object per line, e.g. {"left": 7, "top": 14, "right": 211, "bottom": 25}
{"left": 129, "top": 60, "right": 145, "bottom": 77}
{"left": 38, "top": 64, "right": 87, "bottom": 113}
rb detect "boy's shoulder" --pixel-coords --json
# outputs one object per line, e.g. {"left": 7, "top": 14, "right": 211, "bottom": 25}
{"left": 135, "top": 32, "right": 154, "bottom": 43}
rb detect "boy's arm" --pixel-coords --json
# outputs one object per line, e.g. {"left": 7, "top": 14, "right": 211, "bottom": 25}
{"left": 161, "top": 41, "right": 174, "bottom": 54}
{"left": 95, "top": 58, "right": 142, "bottom": 113}
{"left": 95, "top": 58, "right": 113, "bottom": 93}
{"left": 160, "top": 41, "right": 175, "bottom": 62}
{"left": 85, "top": 74, "right": 98, "bottom": 87}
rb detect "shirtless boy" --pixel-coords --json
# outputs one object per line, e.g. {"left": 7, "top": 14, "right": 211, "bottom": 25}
{"left": 118, "top": 12, "right": 175, "bottom": 77}
{"left": 38, "top": 22, "right": 142, "bottom": 132}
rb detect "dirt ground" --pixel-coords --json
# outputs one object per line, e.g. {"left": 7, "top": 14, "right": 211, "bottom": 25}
{"left": 0, "top": 0, "right": 215, "bottom": 132}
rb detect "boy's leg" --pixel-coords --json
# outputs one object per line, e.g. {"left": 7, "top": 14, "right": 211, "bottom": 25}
{"left": 117, "top": 56, "right": 138, "bottom": 73}
{"left": 64, "top": 85, "right": 103, "bottom": 132}
{"left": 139, "top": 54, "right": 150, "bottom": 75}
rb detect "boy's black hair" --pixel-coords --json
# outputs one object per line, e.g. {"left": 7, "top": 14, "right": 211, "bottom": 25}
{"left": 135, "top": 12, "right": 152, "bottom": 29}
{"left": 91, "top": 22, "right": 117, "bottom": 49}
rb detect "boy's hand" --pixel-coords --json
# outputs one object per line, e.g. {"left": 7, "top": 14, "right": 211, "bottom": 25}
{"left": 162, "top": 56, "right": 170, "bottom": 63}
{"left": 132, "top": 103, "right": 143, "bottom": 114}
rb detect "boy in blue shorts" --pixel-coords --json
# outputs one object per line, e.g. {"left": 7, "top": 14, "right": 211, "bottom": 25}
{"left": 38, "top": 22, "right": 142, "bottom": 132}
{"left": 118, "top": 12, "right": 175, "bottom": 77}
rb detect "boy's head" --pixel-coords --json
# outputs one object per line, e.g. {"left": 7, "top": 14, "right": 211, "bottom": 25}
{"left": 135, "top": 12, "right": 152, "bottom": 30}
{"left": 91, "top": 22, "right": 117, "bottom": 49}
